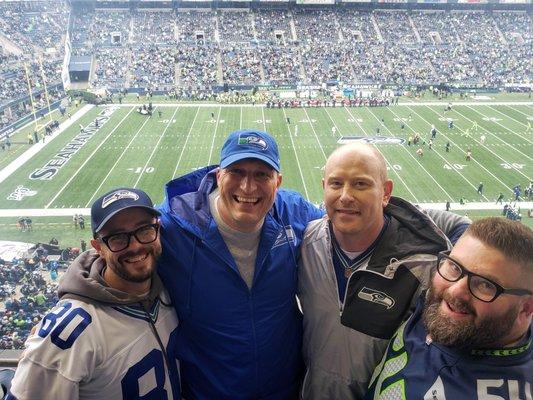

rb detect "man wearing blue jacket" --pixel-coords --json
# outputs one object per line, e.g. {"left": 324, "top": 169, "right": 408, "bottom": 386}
{"left": 157, "top": 129, "right": 323, "bottom": 399}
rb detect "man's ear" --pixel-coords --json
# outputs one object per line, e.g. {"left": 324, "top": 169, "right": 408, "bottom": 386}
{"left": 382, "top": 179, "right": 394, "bottom": 207}
{"left": 276, "top": 173, "right": 282, "bottom": 189}
{"left": 518, "top": 297, "right": 533, "bottom": 321}
{"left": 91, "top": 239, "right": 102, "bottom": 255}
{"left": 216, "top": 167, "right": 223, "bottom": 184}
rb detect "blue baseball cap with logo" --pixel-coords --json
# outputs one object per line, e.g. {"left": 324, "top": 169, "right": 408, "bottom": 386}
{"left": 91, "top": 188, "right": 160, "bottom": 236}
{"left": 220, "top": 129, "right": 280, "bottom": 172}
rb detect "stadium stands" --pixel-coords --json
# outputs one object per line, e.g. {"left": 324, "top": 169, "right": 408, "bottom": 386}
{"left": 0, "top": 257, "right": 60, "bottom": 350}
{"left": 0, "top": 3, "right": 530, "bottom": 101}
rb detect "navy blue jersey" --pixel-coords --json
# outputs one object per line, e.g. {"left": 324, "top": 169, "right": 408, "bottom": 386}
{"left": 366, "top": 297, "right": 532, "bottom": 400}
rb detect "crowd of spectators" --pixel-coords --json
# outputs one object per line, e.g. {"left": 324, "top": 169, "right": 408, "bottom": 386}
{"left": 0, "top": 0, "right": 67, "bottom": 55}
{"left": 218, "top": 10, "right": 255, "bottom": 43}
{"left": 0, "top": 4, "right": 531, "bottom": 122}
{"left": 131, "top": 11, "right": 176, "bottom": 45}
{"left": 221, "top": 46, "right": 262, "bottom": 85}
{"left": 175, "top": 44, "right": 219, "bottom": 88}
{"left": 63, "top": 9, "right": 533, "bottom": 89}
{"left": 254, "top": 9, "right": 293, "bottom": 43}
{"left": 130, "top": 46, "right": 176, "bottom": 88}
{"left": 175, "top": 10, "right": 217, "bottom": 43}
{"left": 0, "top": 256, "right": 60, "bottom": 350}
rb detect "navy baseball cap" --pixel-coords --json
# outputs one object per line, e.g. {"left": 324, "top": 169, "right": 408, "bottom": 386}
{"left": 220, "top": 129, "right": 280, "bottom": 172}
{"left": 91, "top": 188, "right": 160, "bottom": 236}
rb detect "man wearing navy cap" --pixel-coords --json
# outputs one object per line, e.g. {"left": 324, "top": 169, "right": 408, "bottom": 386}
{"left": 158, "top": 129, "right": 323, "bottom": 399}
{"left": 7, "top": 188, "right": 180, "bottom": 400}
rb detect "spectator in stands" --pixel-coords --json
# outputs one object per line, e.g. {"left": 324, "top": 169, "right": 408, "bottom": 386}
{"left": 365, "top": 218, "right": 532, "bottom": 399}
{"left": 157, "top": 129, "right": 323, "bottom": 399}
{"left": 297, "top": 143, "right": 470, "bottom": 399}
{"left": 7, "top": 188, "right": 180, "bottom": 399}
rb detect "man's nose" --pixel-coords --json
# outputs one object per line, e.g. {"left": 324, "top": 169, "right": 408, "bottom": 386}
{"left": 240, "top": 175, "right": 257, "bottom": 192}
{"left": 446, "top": 276, "right": 472, "bottom": 301}
{"left": 339, "top": 185, "right": 355, "bottom": 203}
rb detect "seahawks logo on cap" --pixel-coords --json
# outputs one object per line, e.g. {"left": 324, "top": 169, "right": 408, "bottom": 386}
{"left": 238, "top": 134, "right": 268, "bottom": 150}
{"left": 101, "top": 190, "right": 139, "bottom": 208}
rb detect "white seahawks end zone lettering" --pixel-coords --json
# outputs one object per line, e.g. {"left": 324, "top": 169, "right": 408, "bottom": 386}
{"left": 29, "top": 106, "right": 119, "bottom": 181}
{"left": 337, "top": 136, "right": 405, "bottom": 145}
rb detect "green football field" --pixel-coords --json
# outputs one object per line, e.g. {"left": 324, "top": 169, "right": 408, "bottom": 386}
{"left": 1, "top": 100, "right": 531, "bottom": 209}
{"left": 0, "top": 98, "right": 532, "bottom": 247}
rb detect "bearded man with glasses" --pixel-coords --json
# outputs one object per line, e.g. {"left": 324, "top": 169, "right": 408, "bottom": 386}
{"left": 365, "top": 217, "right": 533, "bottom": 400}
{"left": 7, "top": 188, "right": 181, "bottom": 400}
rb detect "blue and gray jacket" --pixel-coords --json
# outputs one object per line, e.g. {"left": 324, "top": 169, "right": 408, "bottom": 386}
{"left": 157, "top": 166, "right": 323, "bottom": 400}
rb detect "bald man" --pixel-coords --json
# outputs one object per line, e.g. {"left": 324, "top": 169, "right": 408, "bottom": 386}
{"left": 298, "top": 143, "right": 470, "bottom": 400}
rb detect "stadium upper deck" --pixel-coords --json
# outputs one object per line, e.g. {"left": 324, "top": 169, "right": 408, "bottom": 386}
{"left": 0, "top": 0, "right": 531, "bottom": 132}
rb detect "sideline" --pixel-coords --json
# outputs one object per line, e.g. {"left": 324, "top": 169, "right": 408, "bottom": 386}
{"left": 115, "top": 101, "right": 533, "bottom": 108}
{"left": 0, "top": 202, "right": 530, "bottom": 218}
{"left": 0, "top": 104, "right": 94, "bottom": 185}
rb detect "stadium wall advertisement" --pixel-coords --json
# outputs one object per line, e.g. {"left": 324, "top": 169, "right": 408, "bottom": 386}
{"left": 29, "top": 106, "right": 118, "bottom": 181}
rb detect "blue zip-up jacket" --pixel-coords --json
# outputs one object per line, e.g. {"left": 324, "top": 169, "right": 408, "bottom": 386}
{"left": 157, "top": 166, "right": 323, "bottom": 400}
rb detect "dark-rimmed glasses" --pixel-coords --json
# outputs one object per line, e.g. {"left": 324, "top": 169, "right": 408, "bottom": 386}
{"left": 99, "top": 223, "right": 159, "bottom": 252}
{"left": 437, "top": 251, "right": 533, "bottom": 303}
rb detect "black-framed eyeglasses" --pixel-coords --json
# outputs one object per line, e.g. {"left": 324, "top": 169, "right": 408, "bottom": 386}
{"left": 99, "top": 223, "right": 159, "bottom": 253}
{"left": 437, "top": 251, "right": 533, "bottom": 303}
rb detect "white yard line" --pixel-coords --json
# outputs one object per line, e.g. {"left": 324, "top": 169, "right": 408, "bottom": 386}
{"left": 409, "top": 105, "right": 510, "bottom": 197}
{"left": 302, "top": 108, "right": 328, "bottom": 161}
{"left": 463, "top": 105, "right": 533, "bottom": 148}
{"left": 362, "top": 108, "right": 421, "bottom": 201}
{"left": 85, "top": 107, "right": 174, "bottom": 206}
{"left": 488, "top": 104, "right": 532, "bottom": 131}
{"left": 347, "top": 106, "right": 449, "bottom": 201}
{"left": 505, "top": 104, "right": 533, "bottom": 122}
{"left": 171, "top": 106, "right": 202, "bottom": 180}
{"left": 207, "top": 106, "right": 222, "bottom": 165}
{"left": 420, "top": 105, "right": 526, "bottom": 186}
{"left": 261, "top": 106, "right": 267, "bottom": 132}
{"left": 455, "top": 106, "right": 532, "bottom": 164}
{"left": 0, "top": 104, "right": 94, "bottom": 184}
{"left": 282, "top": 108, "right": 310, "bottom": 200}
{"left": 134, "top": 106, "right": 181, "bottom": 187}
{"left": 455, "top": 105, "right": 533, "bottom": 154}
{"left": 2, "top": 201, "right": 530, "bottom": 217}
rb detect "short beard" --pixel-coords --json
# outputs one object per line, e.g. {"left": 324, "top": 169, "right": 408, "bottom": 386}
{"left": 423, "top": 286, "right": 519, "bottom": 349}
{"left": 112, "top": 249, "right": 160, "bottom": 283}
